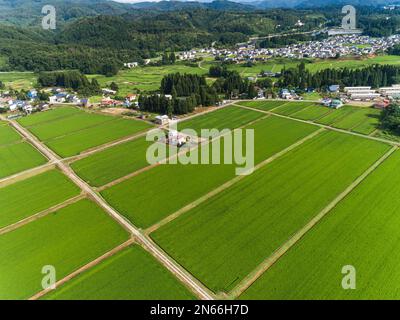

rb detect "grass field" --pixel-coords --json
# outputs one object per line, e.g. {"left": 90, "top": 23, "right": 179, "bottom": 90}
{"left": 151, "top": 131, "right": 390, "bottom": 293}
{"left": 101, "top": 116, "right": 319, "bottom": 229}
{"left": 0, "top": 170, "right": 80, "bottom": 229}
{"left": 0, "top": 72, "right": 37, "bottom": 90}
{"left": 228, "top": 55, "right": 400, "bottom": 78}
{"left": 178, "top": 106, "right": 264, "bottom": 136}
{"left": 273, "top": 102, "right": 315, "bottom": 116}
{"left": 88, "top": 62, "right": 209, "bottom": 94}
{"left": 0, "top": 122, "right": 22, "bottom": 146}
{"left": 43, "top": 245, "right": 195, "bottom": 300}
{"left": 236, "top": 100, "right": 287, "bottom": 111}
{"left": 0, "top": 199, "right": 128, "bottom": 300}
{"left": 71, "top": 138, "right": 153, "bottom": 187}
{"left": 0, "top": 142, "right": 47, "bottom": 179}
{"left": 240, "top": 150, "right": 400, "bottom": 300}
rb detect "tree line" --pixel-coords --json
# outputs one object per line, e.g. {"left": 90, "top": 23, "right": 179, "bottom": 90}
{"left": 37, "top": 71, "right": 101, "bottom": 95}
{"left": 278, "top": 62, "right": 400, "bottom": 90}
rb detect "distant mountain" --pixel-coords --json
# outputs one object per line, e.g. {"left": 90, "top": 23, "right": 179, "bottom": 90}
{"left": 131, "top": 0, "right": 255, "bottom": 11}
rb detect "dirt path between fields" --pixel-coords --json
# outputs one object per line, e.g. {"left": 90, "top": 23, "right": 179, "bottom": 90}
{"left": 145, "top": 128, "right": 324, "bottom": 235}
{"left": 0, "top": 194, "right": 85, "bottom": 236}
{"left": 29, "top": 238, "right": 136, "bottom": 300}
{"left": 229, "top": 146, "right": 397, "bottom": 299}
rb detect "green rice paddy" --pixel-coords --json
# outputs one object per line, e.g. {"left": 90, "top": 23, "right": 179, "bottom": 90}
{"left": 0, "top": 199, "right": 128, "bottom": 300}
{"left": 152, "top": 131, "right": 390, "bottom": 293}
{"left": 101, "top": 116, "right": 319, "bottom": 229}
{"left": 0, "top": 170, "right": 80, "bottom": 228}
{"left": 43, "top": 245, "right": 195, "bottom": 300}
{"left": 0, "top": 142, "right": 47, "bottom": 179}
{"left": 240, "top": 150, "right": 400, "bottom": 300}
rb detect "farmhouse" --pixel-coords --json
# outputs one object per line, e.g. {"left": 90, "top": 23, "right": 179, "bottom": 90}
{"left": 167, "top": 130, "right": 186, "bottom": 147}
{"left": 155, "top": 115, "right": 170, "bottom": 125}
{"left": 124, "top": 62, "right": 139, "bottom": 68}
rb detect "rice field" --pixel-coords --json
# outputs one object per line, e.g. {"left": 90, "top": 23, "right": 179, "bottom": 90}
{"left": 178, "top": 106, "right": 264, "bottom": 136}
{"left": 151, "top": 131, "right": 391, "bottom": 293}
{"left": 272, "top": 102, "right": 314, "bottom": 116}
{"left": 236, "top": 100, "right": 287, "bottom": 111}
{"left": 0, "top": 122, "right": 22, "bottom": 146}
{"left": 18, "top": 107, "right": 152, "bottom": 158}
{"left": 17, "top": 107, "right": 82, "bottom": 127}
{"left": 0, "top": 142, "right": 47, "bottom": 179}
{"left": 316, "top": 105, "right": 360, "bottom": 126}
{"left": 101, "top": 116, "right": 318, "bottom": 229}
{"left": 71, "top": 138, "right": 154, "bottom": 187}
{"left": 0, "top": 199, "right": 129, "bottom": 300}
{"left": 45, "top": 118, "right": 151, "bottom": 157}
{"left": 43, "top": 245, "right": 195, "bottom": 300}
{"left": 27, "top": 112, "right": 115, "bottom": 141}
{"left": 0, "top": 169, "right": 80, "bottom": 229}
{"left": 331, "top": 108, "right": 381, "bottom": 132}
{"left": 290, "top": 104, "right": 333, "bottom": 121}
{"left": 240, "top": 150, "right": 400, "bottom": 300}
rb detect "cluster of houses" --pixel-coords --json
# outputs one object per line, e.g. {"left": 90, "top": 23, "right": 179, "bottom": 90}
{"left": 210, "top": 34, "right": 400, "bottom": 63}
{"left": 323, "top": 84, "right": 400, "bottom": 109}
{"left": 0, "top": 90, "right": 47, "bottom": 115}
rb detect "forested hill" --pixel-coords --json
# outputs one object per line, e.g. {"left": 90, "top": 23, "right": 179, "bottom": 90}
{"left": 1, "top": 3, "right": 400, "bottom": 75}
{"left": 0, "top": 0, "right": 131, "bottom": 26}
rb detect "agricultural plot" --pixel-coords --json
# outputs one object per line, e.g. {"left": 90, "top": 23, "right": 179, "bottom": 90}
{"left": 152, "top": 131, "right": 391, "bottom": 293}
{"left": 71, "top": 138, "right": 154, "bottom": 187}
{"left": 0, "top": 199, "right": 129, "bottom": 300}
{"left": 178, "top": 106, "right": 263, "bottom": 136}
{"left": 101, "top": 116, "right": 319, "bottom": 229}
{"left": 43, "top": 245, "right": 195, "bottom": 300}
{"left": 88, "top": 62, "right": 209, "bottom": 94}
{"left": 240, "top": 151, "right": 400, "bottom": 300}
{"left": 0, "top": 170, "right": 80, "bottom": 229}
{"left": 351, "top": 109, "right": 381, "bottom": 135}
{"left": 290, "top": 104, "right": 332, "bottom": 121}
{"left": 45, "top": 118, "right": 151, "bottom": 157}
{"left": 19, "top": 107, "right": 152, "bottom": 157}
{"left": 27, "top": 112, "right": 115, "bottom": 141}
{"left": 272, "top": 102, "right": 313, "bottom": 116}
{"left": 0, "top": 122, "right": 22, "bottom": 146}
{"left": 316, "top": 105, "right": 359, "bottom": 126}
{"left": 0, "top": 72, "right": 37, "bottom": 91}
{"left": 332, "top": 108, "right": 381, "bottom": 131}
{"left": 17, "top": 107, "right": 82, "bottom": 127}
{"left": 236, "top": 100, "right": 287, "bottom": 111}
{"left": 0, "top": 142, "right": 47, "bottom": 179}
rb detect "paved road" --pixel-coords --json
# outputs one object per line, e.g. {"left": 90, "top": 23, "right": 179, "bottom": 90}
{"left": 6, "top": 118, "right": 215, "bottom": 301}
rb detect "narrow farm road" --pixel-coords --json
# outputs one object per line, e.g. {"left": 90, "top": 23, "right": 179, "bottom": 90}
{"left": 6, "top": 118, "right": 215, "bottom": 301}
